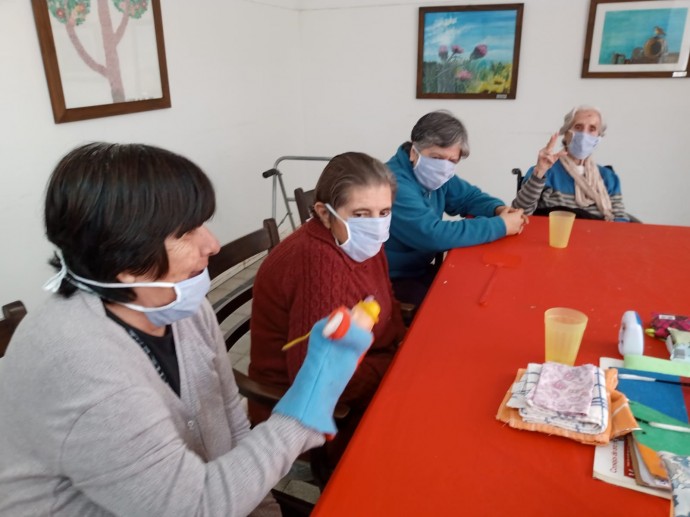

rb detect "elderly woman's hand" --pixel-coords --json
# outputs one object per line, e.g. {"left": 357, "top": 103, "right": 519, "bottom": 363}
{"left": 534, "top": 133, "right": 567, "bottom": 178}
{"left": 497, "top": 206, "right": 527, "bottom": 235}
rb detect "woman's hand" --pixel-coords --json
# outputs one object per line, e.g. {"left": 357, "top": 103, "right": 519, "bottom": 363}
{"left": 534, "top": 133, "right": 567, "bottom": 178}
{"left": 496, "top": 206, "right": 528, "bottom": 235}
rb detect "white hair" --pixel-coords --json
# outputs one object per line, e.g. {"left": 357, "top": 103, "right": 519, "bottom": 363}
{"left": 558, "top": 105, "right": 607, "bottom": 137}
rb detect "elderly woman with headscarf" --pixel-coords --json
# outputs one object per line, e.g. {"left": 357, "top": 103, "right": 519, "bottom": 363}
{"left": 512, "top": 105, "right": 629, "bottom": 222}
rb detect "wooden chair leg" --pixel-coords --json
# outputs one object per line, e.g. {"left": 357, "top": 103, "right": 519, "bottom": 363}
{"left": 270, "top": 488, "right": 314, "bottom": 517}
{"left": 309, "top": 445, "right": 332, "bottom": 491}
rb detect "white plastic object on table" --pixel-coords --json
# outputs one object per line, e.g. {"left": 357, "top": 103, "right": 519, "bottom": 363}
{"left": 618, "top": 310, "right": 644, "bottom": 356}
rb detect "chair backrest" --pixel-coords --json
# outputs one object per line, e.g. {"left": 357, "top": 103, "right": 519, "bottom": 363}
{"left": 207, "top": 218, "right": 291, "bottom": 417}
{"left": 208, "top": 218, "right": 280, "bottom": 352}
{"left": 208, "top": 217, "right": 349, "bottom": 493}
{"left": 294, "top": 187, "right": 315, "bottom": 225}
{"left": 0, "top": 300, "right": 27, "bottom": 357}
{"left": 512, "top": 168, "right": 524, "bottom": 194}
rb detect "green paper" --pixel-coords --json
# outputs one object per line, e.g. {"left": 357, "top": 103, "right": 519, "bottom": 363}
{"left": 630, "top": 400, "right": 690, "bottom": 455}
{"left": 623, "top": 354, "right": 690, "bottom": 376}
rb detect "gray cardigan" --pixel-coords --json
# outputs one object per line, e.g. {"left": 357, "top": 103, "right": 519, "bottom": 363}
{"left": 0, "top": 291, "right": 323, "bottom": 516}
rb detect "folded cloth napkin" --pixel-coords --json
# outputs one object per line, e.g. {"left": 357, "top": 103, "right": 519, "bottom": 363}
{"left": 507, "top": 363, "right": 608, "bottom": 434}
{"left": 609, "top": 388, "right": 638, "bottom": 440}
{"left": 528, "top": 362, "right": 597, "bottom": 416}
{"left": 497, "top": 367, "right": 637, "bottom": 445}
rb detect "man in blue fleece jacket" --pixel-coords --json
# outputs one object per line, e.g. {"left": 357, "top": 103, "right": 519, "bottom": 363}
{"left": 385, "top": 110, "right": 526, "bottom": 306}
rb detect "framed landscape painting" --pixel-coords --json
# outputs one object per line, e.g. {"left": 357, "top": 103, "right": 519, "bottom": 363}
{"left": 416, "top": 4, "right": 524, "bottom": 99}
{"left": 582, "top": 0, "right": 690, "bottom": 78}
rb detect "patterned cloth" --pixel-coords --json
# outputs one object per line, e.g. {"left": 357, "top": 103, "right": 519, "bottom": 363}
{"left": 497, "top": 368, "right": 637, "bottom": 446}
{"left": 649, "top": 313, "right": 690, "bottom": 339}
{"left": 529, "top": 362, "right": 598, "bottom": 416}
{"left": 507, "top": 363, "right": 608, "bottom": 435}
{"left": 659, "top": 453, "right": 690, "bottom": 517}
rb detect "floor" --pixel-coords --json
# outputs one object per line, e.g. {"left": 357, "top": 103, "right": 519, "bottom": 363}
{"left": 207, "top": 254, "right": 322, "bottom": 507}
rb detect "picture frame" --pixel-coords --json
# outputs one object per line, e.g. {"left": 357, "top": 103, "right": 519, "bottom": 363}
{"left": 416, "top": 4, "right": 524, "bottom": 99}
{"left": 31, "top": 0, "right": 171, "bottom": 123}
{"left": 582, "top": 0, "right": 690, "bottom": 78}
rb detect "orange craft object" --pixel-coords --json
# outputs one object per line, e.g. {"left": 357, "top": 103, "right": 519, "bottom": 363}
{"left": 322, "top": 298, "right": 380, "bottom": 339}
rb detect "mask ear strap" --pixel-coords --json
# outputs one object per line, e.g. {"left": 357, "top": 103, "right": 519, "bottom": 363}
{"left": 411, "top": 145, "right": 422, "bottom": 168}
{"left": 324, "top": 203, "right": 351, "bottom": 245}
{"left": 43, "top": 249, "right": 68, "bottom": 293}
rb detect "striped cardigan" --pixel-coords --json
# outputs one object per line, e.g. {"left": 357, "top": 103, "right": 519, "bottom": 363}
{"left": 512, "top": 159, "right": 628, "bottom": 221}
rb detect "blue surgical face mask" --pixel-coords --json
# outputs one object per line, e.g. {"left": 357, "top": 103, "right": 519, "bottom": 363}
{"left": 568, "top": 131, "right": 601, "bottom": 160}
{"left": 43, "top": 251, "right": 211, "bottom": 327}
{"left": 412, "top": 146, "right": 457, "bottom": 191}
{"left": 325, "top": 204, "right": 391, "bottom": 263}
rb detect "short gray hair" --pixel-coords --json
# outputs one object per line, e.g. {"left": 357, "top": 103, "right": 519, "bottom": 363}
{"left": 558, "top": 105, "right": 607, "bottom": 137}
{"left": 410, "top": 110, "right": 470, "bottom": 158}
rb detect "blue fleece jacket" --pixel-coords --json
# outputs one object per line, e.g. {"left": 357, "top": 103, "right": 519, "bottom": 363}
{"left": 385, "top": 144, "right": 507, "bottom": 279}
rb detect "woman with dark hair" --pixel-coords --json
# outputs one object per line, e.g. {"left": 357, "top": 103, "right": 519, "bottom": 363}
{"left": 249, "top": 152, "right": 406, "bottom": 466}
{"left": 0, "top": 143, "right": 371, "bottom": 516}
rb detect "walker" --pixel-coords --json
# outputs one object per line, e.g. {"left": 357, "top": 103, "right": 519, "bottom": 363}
{"left": 262, "top": 155, "right": 331, "bottom": 231}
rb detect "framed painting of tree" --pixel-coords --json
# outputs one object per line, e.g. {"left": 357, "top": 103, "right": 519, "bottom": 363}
{"left": 416, "top": 4, "right": 524, "bottom": 99}
{"left": 32, "top": 0, "right": 171, "bottom": 123}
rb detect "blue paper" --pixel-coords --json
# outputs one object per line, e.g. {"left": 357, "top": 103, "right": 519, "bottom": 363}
{"left": 616, "top": 367, "right": 689, "bottom": 423}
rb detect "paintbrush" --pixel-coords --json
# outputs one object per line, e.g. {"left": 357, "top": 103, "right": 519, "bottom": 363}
{"left": 618, "top": 373, "right": 690, "bottom": 388}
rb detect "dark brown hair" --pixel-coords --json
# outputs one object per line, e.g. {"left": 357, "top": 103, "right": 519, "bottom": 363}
{"left": 45, "top": 142, "right": 216, "bottom": 300}
{"left": 314, "top": 152, "right": 396, "bottom": 211}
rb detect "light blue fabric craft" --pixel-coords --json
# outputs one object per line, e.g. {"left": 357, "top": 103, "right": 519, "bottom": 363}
{"left": 273, "top": 317, "right": 373, "bottom": 435}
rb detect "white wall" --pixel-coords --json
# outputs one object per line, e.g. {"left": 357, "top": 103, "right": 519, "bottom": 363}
{"left": 0, "top": 0, "right": 304, "bottom": 310}
{"left": 2, "top": 0, "right": 689, "bottom": 311}
{"left": 298, "top": 0, "right": 690, "bottom": 226}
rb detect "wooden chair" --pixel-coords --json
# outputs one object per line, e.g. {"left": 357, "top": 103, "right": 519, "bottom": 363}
{"left": 0, "top": 300, "right": 27, "bottom": 357}
{"left": 208, "top": 218, "right": 344, "bottom": 510}
{"left": 293, "top": 187, "right": 315, "bottom": 225}
{"left": 511, "top": 167, "right": 641, "bottom": 222}
{"left": 208, "top": 218, "right": 281, "bottom": 352}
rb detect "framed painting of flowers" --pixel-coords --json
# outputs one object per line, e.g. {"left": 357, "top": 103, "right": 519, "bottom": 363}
{"left": 417, "top": 4, "right": 524, "bottom": 99}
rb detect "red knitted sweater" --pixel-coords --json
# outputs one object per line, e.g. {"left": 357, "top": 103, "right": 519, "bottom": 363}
{"left": 248, "top": 218, "right": 406, "bottom": 423}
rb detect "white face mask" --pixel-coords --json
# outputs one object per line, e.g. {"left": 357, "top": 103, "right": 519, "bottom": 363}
{"left": 43, "top": 251, "right": 210, "bottom": 327}
{"left": 325, "top": 204, "right": 391, "bottom": 263}
{"left": 568, "top": 131, "right": 601, "bottom": 160}
{"left": 412, "top": 146, "right": 457, "bottom": 191}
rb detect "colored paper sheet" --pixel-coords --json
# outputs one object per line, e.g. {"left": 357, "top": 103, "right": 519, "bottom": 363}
{"left": 617, "top": 367, "right": 689, "bottom": 423}
{"left": 629, "top": 400, "right": 690, "bottom": 455}
{"left": 623, "top": 354, "right": 690, "bottom": 377}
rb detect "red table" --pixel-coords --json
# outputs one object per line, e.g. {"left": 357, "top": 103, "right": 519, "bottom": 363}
{"left": 314, "top": 216, "right": 690, "bottom": 517}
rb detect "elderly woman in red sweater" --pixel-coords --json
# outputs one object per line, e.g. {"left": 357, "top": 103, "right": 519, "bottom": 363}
{"left": 249, "top": 152, "right": 406, "bottom": 464}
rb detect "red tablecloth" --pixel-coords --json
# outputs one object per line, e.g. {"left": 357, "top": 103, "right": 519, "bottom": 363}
{"left": 314, "top": 216, "right": 689, "bottom": 516}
